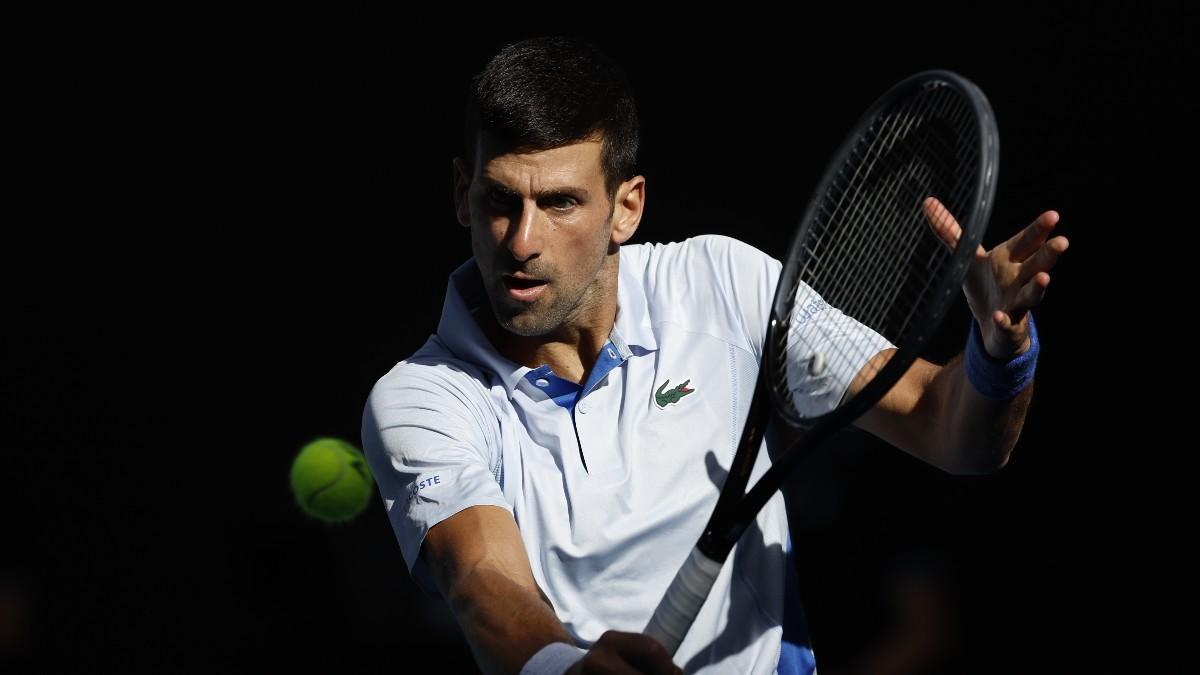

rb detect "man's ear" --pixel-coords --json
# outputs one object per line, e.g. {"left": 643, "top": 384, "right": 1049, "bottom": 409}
{"left": 452, "top": 157, "right": 472, "bottom": 228}
{"left": 610, "top": 175, "right": 646, "bottom": 246}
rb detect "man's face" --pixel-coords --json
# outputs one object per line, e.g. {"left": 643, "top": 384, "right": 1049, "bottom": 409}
{"left": 456, "top": 136, "right": 618, "bottom": 337}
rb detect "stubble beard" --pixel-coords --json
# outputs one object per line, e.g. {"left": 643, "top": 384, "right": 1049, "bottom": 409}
{"left": 491, "top": 266, "right": 596, "bottom": 338}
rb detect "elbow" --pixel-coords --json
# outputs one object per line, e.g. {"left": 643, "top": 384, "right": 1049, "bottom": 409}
{"left": 930, "top": 421, "right": 1020, "bottom": 476}
{"left": 943, "top": 446, "right": 1013, "bottom": 476}
{"left": 906, "top": 434, "right": 1012, "bottom": 476}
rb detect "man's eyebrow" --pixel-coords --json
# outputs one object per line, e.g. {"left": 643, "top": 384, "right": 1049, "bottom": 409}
{"left": 480, "top": 177, "right": 591, "bottom": 202}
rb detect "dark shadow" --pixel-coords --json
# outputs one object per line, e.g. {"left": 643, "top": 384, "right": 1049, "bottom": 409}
{"left": 680, "top": 450, "right": 789, "bottom": 673}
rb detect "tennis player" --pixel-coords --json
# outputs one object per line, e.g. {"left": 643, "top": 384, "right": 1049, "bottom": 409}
{"left": 361, "top": 36, "right": 1067, "bottom": 675}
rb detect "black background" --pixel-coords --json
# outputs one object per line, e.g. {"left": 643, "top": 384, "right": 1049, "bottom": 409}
{"left": 4, "top": 4, "right": 1190, "bottom": 673}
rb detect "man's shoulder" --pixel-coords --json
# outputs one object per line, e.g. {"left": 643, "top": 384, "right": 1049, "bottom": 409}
{"left": 365, "top": 336, "right": 494, "bottom": 414}
{"left": 620, "top": 235, "right": 781, "bottom": 357}
{"left": 622, "top": 235, "right": 779, "bottom": 311}
{"left": 621, "top": 234, "right": 774, "bottom": 273}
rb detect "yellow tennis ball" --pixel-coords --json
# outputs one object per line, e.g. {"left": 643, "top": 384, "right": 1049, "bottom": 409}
{"left": 290, "top": 437, "right": 374, "bottom": 523}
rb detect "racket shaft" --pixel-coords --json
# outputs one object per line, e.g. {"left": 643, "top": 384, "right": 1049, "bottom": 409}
{"left": 644, "top": 546, "right": 725, "bottom": 655}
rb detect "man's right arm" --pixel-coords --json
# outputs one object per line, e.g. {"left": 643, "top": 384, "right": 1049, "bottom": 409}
{"left": 423, "top": 505, "right": 681, "bottom": 675}
{"left": 423, "top": 504, "right": 574, "bottom": 674}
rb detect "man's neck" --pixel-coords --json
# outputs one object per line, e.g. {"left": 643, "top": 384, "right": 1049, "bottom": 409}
{"left": 475, "top": 259, "right": 619, "bottom": 386}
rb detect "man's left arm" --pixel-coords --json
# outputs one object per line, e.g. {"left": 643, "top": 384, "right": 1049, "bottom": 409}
{"left": 851, "top": 199, "right": 1069, "bottom": 475}
{"left": 851, "top": 348, "right": 1031, "bottom": 475}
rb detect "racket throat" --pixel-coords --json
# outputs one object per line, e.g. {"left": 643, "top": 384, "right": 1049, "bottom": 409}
{"left": 699, "top": 373, "right": 774, "bottom": 560}
{"left": 698, "top": 520, "right": 749, "bottom": 561}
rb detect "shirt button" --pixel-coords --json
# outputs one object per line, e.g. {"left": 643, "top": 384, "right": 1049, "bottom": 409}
{"left": 607, "top": 347, "right": 617, "bottom": 359}
{"left": 535, "top": 378, "right": 550, "bottom": 388}
{"left": 578, "top": 401, "right": 589, "bottom": 414}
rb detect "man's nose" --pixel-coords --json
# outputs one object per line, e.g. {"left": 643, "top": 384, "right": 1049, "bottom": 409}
{"left": 507, "top": 203, "right": 545, "bottom": 262}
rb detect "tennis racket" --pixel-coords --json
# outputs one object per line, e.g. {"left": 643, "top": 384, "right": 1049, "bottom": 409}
{"left": 643, "top": 70, "right": 999, "bottom": 654}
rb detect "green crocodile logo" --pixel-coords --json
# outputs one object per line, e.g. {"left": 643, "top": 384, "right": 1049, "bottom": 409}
{"left": 655, "top": 378, "right": 695, "bottom": 408}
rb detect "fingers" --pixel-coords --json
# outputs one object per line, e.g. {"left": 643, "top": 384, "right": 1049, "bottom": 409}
{"left": 988, "top": 308, "right": 1035, "bottom": 357}
{"left": 1017, "top": 235, "right": 1070, "bottom": 286}
{"left": 1005, "top": 210, "right": 1060, "bottom": 263}
{"left": 583, "top": 631, "right": 681, "bottom": 675}
{"left": 922, "top": 196, "right": 961, "bottom": 249}
{"left": 610, "top": 632, "right": 679, "bottom": 675}
{"left": 580, "top": 650, "right": 642, "bottom": 675}
{"left": 1005, "top": 272, "right": 1051, "bottom": 321}
{"left": 923, "top": 196, "right": 986, "bottom": 262}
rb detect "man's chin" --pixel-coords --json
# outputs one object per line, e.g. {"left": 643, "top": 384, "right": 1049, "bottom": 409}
{"left": 497, "top": 312, "right": 556, "bottom": 337}
{"left": 487, "top": 288, "right": 565, "bottom": 336}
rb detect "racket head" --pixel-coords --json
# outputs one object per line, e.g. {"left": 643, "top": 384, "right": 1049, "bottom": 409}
{"left": 765, "top": 70, "right": 999, "bottom": 430}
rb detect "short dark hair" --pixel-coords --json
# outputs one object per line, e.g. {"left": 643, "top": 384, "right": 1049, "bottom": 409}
{"left": 462, "top": 36, "right": 640, "bottom": 200}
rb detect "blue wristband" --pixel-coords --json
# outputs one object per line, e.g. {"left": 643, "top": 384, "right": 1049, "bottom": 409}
{"left": 965, "top": 312, "right": 1039, "bottom": 400}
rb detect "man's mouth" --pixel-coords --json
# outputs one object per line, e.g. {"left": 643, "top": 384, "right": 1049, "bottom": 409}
{"left": 502, "top": 274, "right": 548, "bottom": 302}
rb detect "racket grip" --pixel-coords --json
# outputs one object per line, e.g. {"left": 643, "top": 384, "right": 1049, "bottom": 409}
{"left": 644, "top": 546, "right": 724, "bottom": 655}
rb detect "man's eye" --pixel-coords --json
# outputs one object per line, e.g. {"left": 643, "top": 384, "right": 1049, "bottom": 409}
{"left": 548, "top": 197, "right": 577, "bottom": 210}
{"left": 485, "top": 190, "right": 515, "bottom": 211}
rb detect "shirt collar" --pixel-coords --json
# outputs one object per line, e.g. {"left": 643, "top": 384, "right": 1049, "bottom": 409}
{"left": 436, "top": 249, "right": 658, "bottom": 399}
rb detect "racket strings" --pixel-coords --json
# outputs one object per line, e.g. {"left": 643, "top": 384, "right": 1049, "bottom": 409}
{"left": 819, "top": 85, "right": 970, "bottom": 309}
{"left": 830, "top": 117, "right": 940, "bottom": 316}
{"left": 803, "top": 86, "right": 955, "bottom": 317}
{"left": 777, "top": 81, "right": 984, "bottom": 419}
{"left": 790, "top": 93, "right": 945, "bottom": 385}
{"left": 833, "top": 87, "right": 972, "bottom": 306}
{"left": 804, "top": 97, "right": 927, "bottom": 288}
{"left": 846, "top": 102, "right": 971, "bottom": 333}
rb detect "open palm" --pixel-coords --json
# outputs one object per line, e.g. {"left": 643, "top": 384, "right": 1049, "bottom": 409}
{"left": 922, "top": 197, "right": 1069, "bottom": 360}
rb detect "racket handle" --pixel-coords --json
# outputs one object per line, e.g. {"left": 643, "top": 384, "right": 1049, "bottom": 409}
{"left": 644, "top": 546, "right": 725, "bottom": 655}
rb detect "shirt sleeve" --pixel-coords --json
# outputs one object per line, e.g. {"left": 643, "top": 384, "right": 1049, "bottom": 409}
{"left": 361, "top": 359, "right": 510, "bottom": 577}
{"left": 701, "top": 235, "right": 895, "bottom": 419}
{"left": 781, "top": 280, "right": 895, "bottom": 418}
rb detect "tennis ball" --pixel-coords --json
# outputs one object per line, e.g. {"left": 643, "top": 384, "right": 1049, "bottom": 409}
{"left": 290, "top": 437, "right": 374, "bottom": 523}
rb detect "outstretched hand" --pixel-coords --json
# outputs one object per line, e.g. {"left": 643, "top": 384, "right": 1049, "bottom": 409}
{"left": 923, "top": 197, "right": 1069, "bottom": 360}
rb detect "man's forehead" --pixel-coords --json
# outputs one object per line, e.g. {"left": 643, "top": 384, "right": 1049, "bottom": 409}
{"left": 475, "top": 136, "right": 604, "bottom": 183}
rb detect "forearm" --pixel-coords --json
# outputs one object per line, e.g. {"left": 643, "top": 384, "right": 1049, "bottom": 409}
{"left": 930, "top": 352, "right": 1033, "bottom": 474}
{"left": 423, "top": 506, "right": 580, "bottom": 675}
{"left": 446, "top": 563, "right": 576, "bottom": 675}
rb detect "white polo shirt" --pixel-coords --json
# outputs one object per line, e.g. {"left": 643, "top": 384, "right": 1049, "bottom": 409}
{"left": 362, "top": 235, "right": 893, "bottom": 674}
